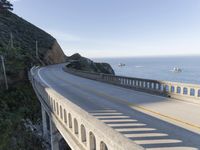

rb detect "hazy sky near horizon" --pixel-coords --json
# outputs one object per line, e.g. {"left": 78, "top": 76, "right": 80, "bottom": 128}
{"left": 12, "top": 0, "right": 200, "bottom": 58}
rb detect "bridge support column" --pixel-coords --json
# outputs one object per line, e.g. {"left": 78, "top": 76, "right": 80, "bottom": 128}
{"left": 42, "top": 106, "right": 49, "bottom": 141}
{"left": 50, "top": 119, "right": 62, "bottom": 150}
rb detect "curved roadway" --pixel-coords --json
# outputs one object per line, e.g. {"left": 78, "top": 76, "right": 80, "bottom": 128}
{"left": 35, "top": 64, "right": 200, "bottom": 150}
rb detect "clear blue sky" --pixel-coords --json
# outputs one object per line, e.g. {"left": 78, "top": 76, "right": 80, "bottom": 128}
{"left": 12, "top": 0, "right": 200, "bottom": 58}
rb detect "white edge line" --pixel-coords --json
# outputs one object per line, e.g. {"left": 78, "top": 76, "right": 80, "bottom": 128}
{"left": 38, "top": 68, "right": 52, "bottom": 88}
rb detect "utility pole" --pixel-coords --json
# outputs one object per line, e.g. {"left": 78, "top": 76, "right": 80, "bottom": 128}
{"left": 0, "top": 55, "right": 8, "bottom": 90}
{"left": 10, "top": 32, "right": 13, "bottom": 49}
{"left": 36, "top": 40, "right": 39, "bottom": 59}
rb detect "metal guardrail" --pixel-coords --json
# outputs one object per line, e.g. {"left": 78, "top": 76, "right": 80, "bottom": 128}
{"left": 63, "top": 67, "right": 200, "bottom": 104}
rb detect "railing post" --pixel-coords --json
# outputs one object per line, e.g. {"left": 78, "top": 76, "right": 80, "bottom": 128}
{"left": 194, "top": 88, "right": 198, "bottom": 98}
{"left": 168, "top": 85, "right": 171, "bottom": 93}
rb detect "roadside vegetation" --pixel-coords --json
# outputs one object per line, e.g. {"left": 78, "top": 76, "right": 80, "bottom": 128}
{"left": 0, "top": 43, "right": 47, "bottom": 150}
{"left": 0, "top": 1, "right": 51, "bottom": 149}
{"left": 0, "top": 82, "right": 44, "bottom": 150}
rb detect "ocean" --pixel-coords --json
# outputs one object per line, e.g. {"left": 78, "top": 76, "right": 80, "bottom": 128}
{"left": 93, "top": 56, "right": 200, "bottom": 84}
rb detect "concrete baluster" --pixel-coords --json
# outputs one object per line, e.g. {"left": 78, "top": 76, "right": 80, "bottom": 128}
{"left": 168, "top": 85, "right": 171, "bottom": 93}
{"left": 194, "top": 88, "right": 198, "bottom": 98}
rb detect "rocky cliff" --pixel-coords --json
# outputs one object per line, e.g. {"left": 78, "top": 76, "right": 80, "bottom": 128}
{"left": 44, "top": 40, "right": 66, "bottom": 64}
{"left": 67, "top": 53, "right": 115, "bottom": 75}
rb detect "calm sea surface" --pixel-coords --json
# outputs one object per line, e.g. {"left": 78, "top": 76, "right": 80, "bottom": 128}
{"left": 93, "top": 56, "right": 200, "bottom": 84}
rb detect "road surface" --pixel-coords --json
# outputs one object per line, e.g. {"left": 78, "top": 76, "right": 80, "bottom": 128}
{"left": 35, "top": 64, "right": 200, "bottom": 150}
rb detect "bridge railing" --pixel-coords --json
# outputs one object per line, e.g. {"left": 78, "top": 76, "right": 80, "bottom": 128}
{"left": 29, "top": 66, "right": 144, "bottom": 150}
{"left": 64, "top": 67, "right": 200, "bottom": 104}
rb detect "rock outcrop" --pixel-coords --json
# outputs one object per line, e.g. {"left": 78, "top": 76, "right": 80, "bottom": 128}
{"left": 44, "top": 40, "right": 67, "bottom": 64}
{"left": 67, "top": 53, "right": 115, "bottom": 75}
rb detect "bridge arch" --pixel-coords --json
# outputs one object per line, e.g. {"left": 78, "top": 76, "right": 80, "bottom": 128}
{"left": 53, "top": 100, "right": 56, "bottom": 112}
{"left": 60, "top": 105, "right": 63, "bottom": 119}
{"left": 89, "top": 132, "right": 96, "bottom": 150}
{"left": 74, "top": 118, "right": 78, "bottom": 135}
{"left": 171, "top": 86, "right": 175, "bottom": 92}
{"left": 183, "top": 87, "right": 188, "bottom": 95}
{"left": 81, "top": 124, "right": 86, "bottom": 143}
{"left": 68, "top": 113, "right": 72, "bottom": 128}
{"left": 165, "top": 85, "right": 169, "bottom": 92}
{"left": 190, "top": 88, "right": 195, "bottom": 96}
{"left": 64, "top": 109, "right": 67, "bottom": 124}
{"left": 100, "top": 141, "right": 108, "bottom": 150}
{"left": 56, "top": 102, "right": 59, "bottom": 115}
{"left": 177, "top": 86, "right": 181, "bottom": 94}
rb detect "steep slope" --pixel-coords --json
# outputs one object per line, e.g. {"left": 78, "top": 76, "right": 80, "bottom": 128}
{"left": 0, "top": 11, "right": 67, "bottom": 150}
{"left": 0, "top": 11, "right": 66, "bottom": 64}
{"left": 0, "top": 11, "right": 67, "bottom": 85}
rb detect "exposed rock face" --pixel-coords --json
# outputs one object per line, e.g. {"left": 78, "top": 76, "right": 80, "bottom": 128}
{"left": 44, "top": 40, "right": 67, "bottom": 64}
{"left": 67, "top": 53, "right": 115, "bottom": 75}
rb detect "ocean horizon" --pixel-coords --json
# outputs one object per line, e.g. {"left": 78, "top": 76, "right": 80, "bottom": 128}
{"left": 93, "top": 56, "right": 200, "bottom": 84}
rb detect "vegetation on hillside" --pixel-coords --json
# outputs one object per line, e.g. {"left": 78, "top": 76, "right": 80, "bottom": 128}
{"left": 0, "top": 5, "right": 55, "bottom": 150}
{"left": 0, "top": 10, "right": 55, "bottom": 65}
{"left": 0, "top": 0, "right": 13, "bottom": 11}
{"left": 0, "top": 44, "right": 46, "bottom": 149}
{"left": 0, "top": 82, "right": 44, "bottom": 150}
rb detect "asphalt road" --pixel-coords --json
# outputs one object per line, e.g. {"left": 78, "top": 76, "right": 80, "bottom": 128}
{"left": 35, "top": 64, "right": 200, "bottom": 150}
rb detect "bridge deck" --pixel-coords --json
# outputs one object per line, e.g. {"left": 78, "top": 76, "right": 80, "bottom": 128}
{"left": 36, "top": 64, "right": 200, "bottom": 150}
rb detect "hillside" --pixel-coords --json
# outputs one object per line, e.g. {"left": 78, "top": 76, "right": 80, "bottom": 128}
{"left": 0, "top": 11, "right": 67, "bottom": 86}
{"left": 0, "top": 11, "right": 67, "bottom": 150}
{"left": 0, "top": 10, "right": 115, "bottom": 150}
{"left": 0, "top": 11, "right": 66, "bottom": 64}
